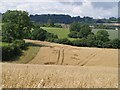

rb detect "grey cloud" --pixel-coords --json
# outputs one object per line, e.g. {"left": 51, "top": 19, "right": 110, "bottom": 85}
{"left": 60, "top": 1, "right": 117, "bottom": 10}
{"left": 59, "top": 2, "right": 82, "bottom": 6}
{"left": 92, "top": 2, "right": 118, "bottom": 9}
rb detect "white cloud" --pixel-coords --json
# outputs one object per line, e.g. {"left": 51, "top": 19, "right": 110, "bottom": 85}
{"left": 0, "top": 0, "right": 118, "bottom": 18}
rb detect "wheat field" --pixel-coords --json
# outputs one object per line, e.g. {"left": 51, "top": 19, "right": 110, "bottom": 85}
{"left": 2, "top": 39, "right": 118, "bottom": 88}
{"left": 2, "top": 63, "right": 118, "bottom": 88}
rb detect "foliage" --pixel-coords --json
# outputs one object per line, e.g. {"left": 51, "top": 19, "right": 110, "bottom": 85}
{"left": 47, "top": 19, "right": 54, "bottom": 27}
{"left": 31, "top": 26, "right": 58, "bottom": 41}
{"left": 2, "top": 44, "right": 21, "bottom": 61}
{"left": 53, "top": 38, "right": 72, "bottom": 45}
{"left": 2, "top": 23, "right": 18, "bottom": 43}
{"left": 31, "top": 27, "right": 47, "bottom": 41}
{"left": 68, "top": 31, "right": 78, "bottom": 38}
{"left": 78, "top": 25, "right": 92, "bottom": 38}
{"left": 70, "top": 22, "right": 82, "bottom": 32}
{"left": 110, "top": 39, "right": 120, "bottom": 49}
{"left": 30, "top": 14, "right": 118, "bottom": 24}
{"left": 12, "top": 40, "right": 26, "bottom": 49}
{"left": 69, "top": 22, "right": 92, "bottom": 38}
{"left": 2, "top": 10, "right": 32, "bottom": 42}
{"left": 96, "top": 30, "right": 110, "bottom": 42}
{"left": 94, "top": 24, "right": 108, "bottom": 29}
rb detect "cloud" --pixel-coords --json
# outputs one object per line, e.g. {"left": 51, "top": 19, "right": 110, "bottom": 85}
{"left": 0, "top": 0, "right": 118, "bottom": 18}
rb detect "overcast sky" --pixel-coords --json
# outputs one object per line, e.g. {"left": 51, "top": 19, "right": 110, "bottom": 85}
{"left": 0, "top": 0, "right": 119, "bottom": 19}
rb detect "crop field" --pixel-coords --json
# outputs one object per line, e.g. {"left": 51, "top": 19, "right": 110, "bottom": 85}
{"left": 41, "top": 27, "right": 118, "bottom": 40}
{"left": 2, "top": 39, "right": 118, "bottom": 88}
{"left": 2, "top": 63, "right": 118, "bottom": 88}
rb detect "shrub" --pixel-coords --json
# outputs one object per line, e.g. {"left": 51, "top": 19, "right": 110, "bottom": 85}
{"left": 12, "top": 40, "right": 26, "bottom": 49}
{"left": 111, "top": 39, "right": 120, "bottom": 49}
{"left": 2, "top": 44, "right": 22, "bottom": 61}
{"left": 72, "top": 40, "right": 81, "bottom": 46}
{"left": 68, "top": 31, "right": 78, "bottom": 38}
{"left": 53, "top": 38, "right": 72, "bottom": 45}
{"left": 31, "top": 28, "right": 47, "bottom": 41}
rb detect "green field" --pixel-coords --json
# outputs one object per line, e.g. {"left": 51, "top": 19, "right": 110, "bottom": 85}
{"left": 41, "top": 27, "right": 118, "bottom": 40}
{"left": 41, "top": 27, "right": 69, "bottom": 38}
{"left": 92, "top": 29, "right": 119, "bottom": 40}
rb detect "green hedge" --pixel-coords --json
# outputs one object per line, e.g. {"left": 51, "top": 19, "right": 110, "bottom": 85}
{"left": 2, "top": 40, "right": 26, "bottom": 61}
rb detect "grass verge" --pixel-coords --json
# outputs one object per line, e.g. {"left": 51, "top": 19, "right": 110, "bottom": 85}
{"left": 12, "top": 43, "right": 41, "bottom": 64}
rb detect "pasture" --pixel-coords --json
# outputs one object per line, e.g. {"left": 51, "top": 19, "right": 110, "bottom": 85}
{"left": 41, "top": 27, "right": 69, "bottom": 38}
{"left": 41, "top": 27, "right": 118, "bottom": 40}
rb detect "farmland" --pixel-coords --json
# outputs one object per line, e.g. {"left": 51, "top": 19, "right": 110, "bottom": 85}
{"left": 2, "top": 39, "right": 118, "bottom": 88}
{"left": 1, "top": 10, "right": 119, "bottom": 88}
{"left": 41, "top": 27, "right": 119, "bottom": 40}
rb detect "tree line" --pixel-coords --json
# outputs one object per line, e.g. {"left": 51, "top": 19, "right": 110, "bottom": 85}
{"left": 30, "top": 14, "right": 118, "bottom": 24}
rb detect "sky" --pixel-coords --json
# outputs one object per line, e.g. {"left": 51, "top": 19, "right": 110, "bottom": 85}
{"left": 0, "top": 0, "right": 119, "bottom": 19}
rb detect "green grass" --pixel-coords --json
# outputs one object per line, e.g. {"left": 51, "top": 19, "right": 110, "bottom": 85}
{"left": 41, "top": 27, "right": 69, "bottom": 38}
{"left": 41, "top": 27, "right": 118, "bottom": 40}
{"left": 12, "top": 43, "right": 41, "bottom": 64}
{"left": 41, "top": 27, "right": 76, "bottom": 41}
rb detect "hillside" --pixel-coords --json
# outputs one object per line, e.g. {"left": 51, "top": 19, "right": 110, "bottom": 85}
{"left": 2, "top": 39, "right": 118, "bottom": 88}
{"left": 25, "top": 39, "right": 118, "bottom": 67}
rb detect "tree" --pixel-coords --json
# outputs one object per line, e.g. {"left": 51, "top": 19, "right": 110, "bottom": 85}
{"left": 56, "top": 38, "right": 72, "bottom": 45}
{"left": 78, "top": 24, "right": 92, "bottom": 38}
{"left": 70, "top": 22, "right": 81, "bottom": 32}
{"left": 2, "top": 10, "right": 32, "bottom": 42}
{"left": 31, "top": 28, "right": 47, "bottom": 41}
{"left": 68, "top": 31, "right": 78, "bottom": 38}
{"left": 47, "top": 19, "right": 54, "bottom": 27}
{"left": 2, "top": 23, "right": 18, "bottom": 43}
{"left": 69, "top": 22, "right": 92, "bottom": 38}
{"left": 111, "top": 39, "right": 120, "bottom": 48}
{"left": 96, "top": 30, "right": 110, "bottom": 42}
{"left": 87, "top": 34, "right": 97, "bottom": 47}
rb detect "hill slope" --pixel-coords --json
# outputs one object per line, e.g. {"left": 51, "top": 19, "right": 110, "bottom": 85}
{"left": 26, "top": 39, "right": 118, "bottom": 67}
{"left": 2, "top": 39, "right": 118, "bottom": 88}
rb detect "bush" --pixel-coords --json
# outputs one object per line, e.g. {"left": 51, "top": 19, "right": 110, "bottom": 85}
{"left": 31, "top": 28, "right": 47, "bottom": 41}
{"left": 12, "top": 40, "right": 26, "bottom": 49}
{"left": 2, "top": 44, "right": 22, "bottom": 61}
{"left": 68, "top": 31, "right": 78, "bottom": 38}
{"left": 72, "top": 38, "right": 88, "bottom": 47}
{"left": 72, "top": 40, "right": 81, "bottom": 46}
{"left": 111, "top": 39, "right": 120, "bottom": 49}
{"left": 96, "top": 30, "right": 110, "bottom": 42}
{"left": 53, "top": 38, "right": 72, "bottom": 45}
